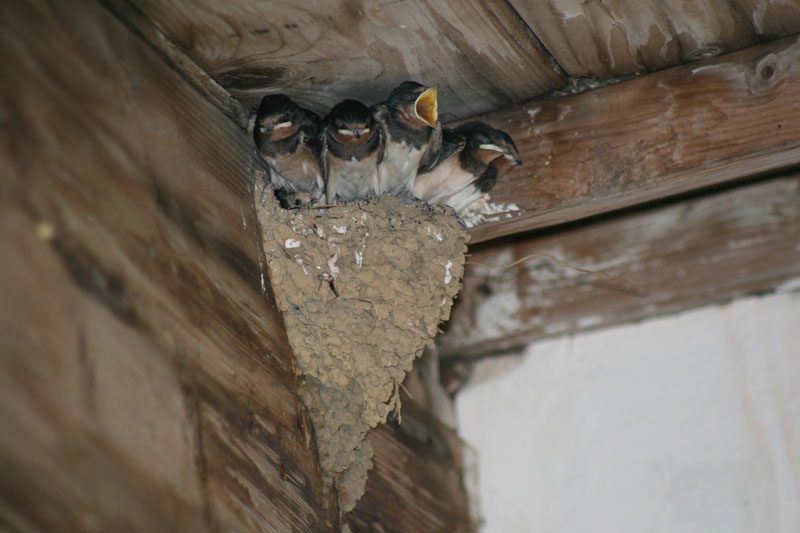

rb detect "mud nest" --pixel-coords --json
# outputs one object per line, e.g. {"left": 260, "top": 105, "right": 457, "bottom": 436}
{"left": 254, "top": 187, "right": 468, "bottom": 511}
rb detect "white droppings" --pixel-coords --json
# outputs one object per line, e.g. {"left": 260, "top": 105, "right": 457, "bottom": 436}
{"left": 327, "top": 238, "right": 340, "bottom": 281}
{"left": 354, "top": 250, "right": 363, "bottom": 268}
{"left": 295, "top": 258, "right": 308, "bottom": 275}
{"left": 527, "top": 107, "right": 541, "bottom": 121}
{"left": 444, "top": 260, "right": 453, "bottom": 284}
{"left": 333, "top": 224, "right": 348, "bottom": 234}
{"left": 460, "top": 196, "right": 522, "bottom": 228}
{"left": 285, "top": 238, "right": 301, "bottom": 249}
{"left": 426, "top": 225, "right": 443, "bottom": 241}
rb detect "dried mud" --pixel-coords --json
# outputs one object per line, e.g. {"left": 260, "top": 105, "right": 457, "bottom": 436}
{"left": 254, "top": 187, "right": 467, "bottom": 511}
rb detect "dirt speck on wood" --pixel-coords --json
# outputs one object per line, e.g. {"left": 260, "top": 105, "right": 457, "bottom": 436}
{"left": 254, "top": 188, "right": 467, "bottom": 512}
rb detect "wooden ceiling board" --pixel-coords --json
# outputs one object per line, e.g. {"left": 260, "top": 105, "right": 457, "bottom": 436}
{"left": 734, "top": 0, "right": 800, "bottom": 39}
{"left": 131, "top": 0, "right": 565, "bottom": 121}
{"left": 507, "top": 0, "right": 800, "bottom": 78}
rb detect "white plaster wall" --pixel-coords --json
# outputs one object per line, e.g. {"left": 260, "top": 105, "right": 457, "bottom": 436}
{"left": 456, "top": 291, "right": 800, "bottom": 533}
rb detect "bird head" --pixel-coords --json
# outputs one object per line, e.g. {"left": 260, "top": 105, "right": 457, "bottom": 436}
{"left": 456, "top": 121, "right": 522, "bottom": 167}
{"left": 255, "top": 94, "right": 306, "bottom": 141}
{"left": 325, "top": 100, "right": 377, "bottom": 145}
{"left": 388, "top": 81, "right": 439, "bottom": 129}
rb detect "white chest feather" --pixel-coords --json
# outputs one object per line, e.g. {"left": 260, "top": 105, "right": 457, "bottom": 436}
{"left": 378, "top": 140, "right": 422, "bottom": 195}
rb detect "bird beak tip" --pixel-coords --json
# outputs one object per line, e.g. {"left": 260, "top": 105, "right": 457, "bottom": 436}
{"left": 415, "top": 86, "right": 439, "bottom": 128}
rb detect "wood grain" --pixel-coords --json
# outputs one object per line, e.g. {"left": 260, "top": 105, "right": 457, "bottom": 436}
{"left": 101, "top": 0, "right": 251, "bottom": 130}
{"left": 129, "top": 0, "right": 564, "bottom": 121}
{"left": 440, "top": 175, "right": 800, "bottom": 361}
{"left": 509, "top": 0, "right": 800, "bottom": 78}
{"left": 466, "top": 36, "right": 800, "bottom": 244}
{"left": 0, "top": 0, "right": 338, "bottom": 530}
{"left": 347, "top": 395, "right": 476, "bottom": 532}
{"left": 734, "top": 0, "right": 800, "bottom": 39}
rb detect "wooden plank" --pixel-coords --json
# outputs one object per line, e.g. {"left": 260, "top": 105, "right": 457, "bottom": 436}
{"left": 509, "top": 0, "right": 800, "bottom": 78}
{"left": 129, "top": 0, "right": 564, "bottom": 121}
{"left": 440, "top": 175, "right": 800, "bottom": 361}
{"left": 733, "top": 0, "right": 800, "bottom": 40}
{"left": 100, "top": 0, "right": 251, "bottom": 130}
{"left": 0, "top": 1, "right": 338, "bottom": 530}
{"left": 347, "top": 395, "right": 476, "bottom": 532}
{"left": 465, "top": 36, "right": 800, "bottom": 244}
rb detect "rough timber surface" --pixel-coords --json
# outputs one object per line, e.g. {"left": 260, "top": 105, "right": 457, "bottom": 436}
{"left": 466, "top": 36, "right": 800, "bottom": 244}
{"left": 127, "top": 0, "right": 564, "bottom": 122}
{"left": 347, "top": 394, "right": 477, "bottom": 532}
{"left": 510, "top": 0, "right": 800, "bottom": 78}
{"left": 0, "top": 1, "right": 338, "bottom": 530}
{"left": 255, "top": 191, "right": 467, "bottom": 512}
{"left": 441, "top": 175, "right": 800, "bottom": 361}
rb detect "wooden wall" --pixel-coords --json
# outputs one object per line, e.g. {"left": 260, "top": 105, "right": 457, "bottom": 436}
{"left": 0, "top": 1, "right": 338, "bottom": 530}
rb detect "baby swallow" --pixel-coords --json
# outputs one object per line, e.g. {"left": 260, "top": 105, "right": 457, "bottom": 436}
{"left": 413, "top": 121, "right": 521, "bottom": 213}
{"left": 254, "top": 94, "right": 324, "bottom": 207}
{"left": 322, "top": 99, "right": 384, "bottom": 204}
{"left": 372, "top": 81, "right": 441, "bottom": 197}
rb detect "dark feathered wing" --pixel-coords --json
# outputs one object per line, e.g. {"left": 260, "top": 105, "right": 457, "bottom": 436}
{"left": 417, "top": 121, "right": 442, "bottom": 174}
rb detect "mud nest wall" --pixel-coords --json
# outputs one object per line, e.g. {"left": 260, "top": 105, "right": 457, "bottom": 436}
{"left": 254, "top": 188, "right": 468, "bottom": 511}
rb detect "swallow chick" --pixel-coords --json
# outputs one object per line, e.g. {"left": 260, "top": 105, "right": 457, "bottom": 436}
{"left": 254, "top": 94, "right": 324, "bottom": 208}
{"left": 322, "top": 99, "right": 384, "bottom": 204}
{"left": 372, "top": 81, "right": 441, "bottom": 198}
{"left": 413, "top": 121, "right": 521, "bottom": 213}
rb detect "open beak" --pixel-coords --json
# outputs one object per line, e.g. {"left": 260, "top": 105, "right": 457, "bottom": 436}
{"left": 414, "top": 85, "right": 438, "bottom": 128}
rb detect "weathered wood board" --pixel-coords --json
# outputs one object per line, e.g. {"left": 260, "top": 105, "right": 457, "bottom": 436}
{"left": 509, "top": 0, "right": 800, "bottom": 77}
{"left": 128, "top": 0, "right": 564, "bottom": 121}
{"left": 466, "top": 36, "right": 800, "bottom": 244}
{"left": 348, "top": 396, "right": 476, "bottom": 532}
{"left": 0, "top": 1, "right": 338, "bottom": 530}
{"left": 441, "top": 175, "right": 800, "bottom": 360}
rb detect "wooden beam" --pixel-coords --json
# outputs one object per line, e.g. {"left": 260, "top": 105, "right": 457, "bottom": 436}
{"left": 347, "top": 395, "right": 476, "bottom": 532}
{"left": 441, "top": 175, "right": 800, "bottom": 360}
{"left": 466, "top": 36, "right": 800, "bottom": 244}
{"left": 0, "top": 1, "right": 338, "bottom": 529}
